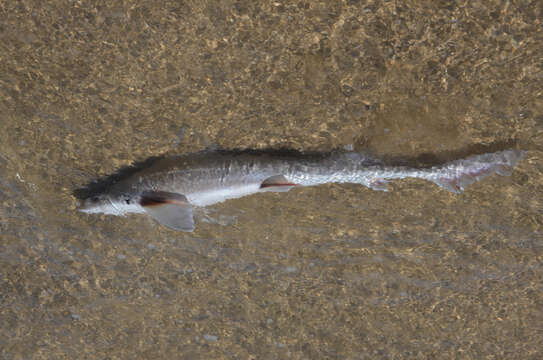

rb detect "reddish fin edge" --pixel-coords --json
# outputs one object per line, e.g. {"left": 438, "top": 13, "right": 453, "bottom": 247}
{"left": 260, "top": 182, "right": 298, "bottom": 189}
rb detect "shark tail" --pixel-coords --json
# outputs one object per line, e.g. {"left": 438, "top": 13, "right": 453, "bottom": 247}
{"left": 427, "top": 149, "right": 525, "bottom": 193}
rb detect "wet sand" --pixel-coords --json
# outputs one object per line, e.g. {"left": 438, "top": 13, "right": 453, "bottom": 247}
{"left": 1, "top": 1, "right": 542, "bottom": 358}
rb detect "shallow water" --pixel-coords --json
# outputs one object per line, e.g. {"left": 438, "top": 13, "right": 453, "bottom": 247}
{"left": 1, "top": 1, "right": 542, "bottom": 359}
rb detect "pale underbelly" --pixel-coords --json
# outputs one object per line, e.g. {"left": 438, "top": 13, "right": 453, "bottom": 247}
{"left": 186, "top": 183, "right": 263, "bottom": 207}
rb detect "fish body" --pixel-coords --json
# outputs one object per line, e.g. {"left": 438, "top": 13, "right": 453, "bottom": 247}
{"left": 80, "top": 149, "right": 524, "bottom": 231}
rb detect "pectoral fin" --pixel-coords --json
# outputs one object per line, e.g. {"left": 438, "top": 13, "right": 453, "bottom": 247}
{"left": 260, "top": 175, "right": 297, "bottom": 192}
{"left": 140, "top": 191, "right": 194, "bottom": 231}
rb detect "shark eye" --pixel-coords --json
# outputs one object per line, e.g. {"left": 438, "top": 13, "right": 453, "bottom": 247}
{"left": 91, "top": 196, "right": 100, "bottom": 202}
{"left": 125, "top": 199, "right": 131, "bottom": 204}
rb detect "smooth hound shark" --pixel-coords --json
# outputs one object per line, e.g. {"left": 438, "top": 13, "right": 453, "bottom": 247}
{"left": 79, "top": 149, "right": 524, "bottom": 231}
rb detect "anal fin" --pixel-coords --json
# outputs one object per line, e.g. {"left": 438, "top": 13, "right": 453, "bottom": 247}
{"left": 370, "top": 179, "right": 390, "bottom": 192}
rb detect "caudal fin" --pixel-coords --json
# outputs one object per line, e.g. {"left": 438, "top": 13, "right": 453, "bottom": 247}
{"left": 429, "top": 149, "right": 525, "bottom": 193}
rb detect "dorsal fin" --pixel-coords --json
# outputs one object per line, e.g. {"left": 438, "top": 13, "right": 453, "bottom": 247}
{"left": 140, "top": 191, "right": 194, "bottom": 231}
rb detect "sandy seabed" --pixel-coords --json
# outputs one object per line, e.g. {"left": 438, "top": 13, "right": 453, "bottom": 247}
{"left": 1, "top": 1, "right": 542, "bottom": 359}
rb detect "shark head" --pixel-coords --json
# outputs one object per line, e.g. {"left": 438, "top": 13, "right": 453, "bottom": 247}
{"left": 78, "top": 192, "right": 143, "bottom": 216}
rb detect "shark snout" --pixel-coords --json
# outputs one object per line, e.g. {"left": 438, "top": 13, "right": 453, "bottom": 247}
{"left": 77, "top": 196, "right": 107, "bottom": 214}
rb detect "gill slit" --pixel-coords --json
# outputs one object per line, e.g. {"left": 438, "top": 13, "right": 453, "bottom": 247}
{"left": 109, "top": 198, "right": 122, "bottom": 215}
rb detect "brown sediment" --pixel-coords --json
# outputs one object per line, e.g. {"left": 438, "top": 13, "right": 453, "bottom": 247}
{"left": 0, "top": 1, "right": 541, "bottom": 359}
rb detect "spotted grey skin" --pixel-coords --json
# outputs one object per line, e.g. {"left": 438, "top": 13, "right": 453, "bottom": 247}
{"left": 79, "top": 149, "right": 524, "bottom": 231}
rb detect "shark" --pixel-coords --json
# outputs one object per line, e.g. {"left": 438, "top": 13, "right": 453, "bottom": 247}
{"left": 79, "top": 149, "right": 524, "bottom": 231}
